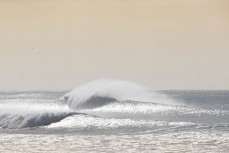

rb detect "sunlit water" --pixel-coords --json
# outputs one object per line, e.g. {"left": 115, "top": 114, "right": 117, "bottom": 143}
{"left": 0, "top": 90, "right": 229, "bottom": 153}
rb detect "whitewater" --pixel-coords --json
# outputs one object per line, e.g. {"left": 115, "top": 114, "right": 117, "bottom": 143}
{"left": 0, "top": 79, "right": 229, "bottom": 152}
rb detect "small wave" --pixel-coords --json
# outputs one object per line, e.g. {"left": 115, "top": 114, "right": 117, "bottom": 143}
{"left": 80, "top": 101, "right": 229, "bottom": 124}
{"left": 47, "top": 113, "right": 195, "bottom": 134}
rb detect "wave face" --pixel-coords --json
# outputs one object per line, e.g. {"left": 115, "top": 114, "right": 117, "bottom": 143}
{"left": 0, "top": 99, "right": 74, "bottom": 129}
{"left": 65, "top": 79, "right": 179, "bottom": 109}
{"left": 0, "top": 112, "right": 73, "bottom": 129}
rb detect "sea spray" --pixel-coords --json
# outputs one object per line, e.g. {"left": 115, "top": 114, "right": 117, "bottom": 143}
{"left": 65, "top": 79, "right": 179, "bottom": 109}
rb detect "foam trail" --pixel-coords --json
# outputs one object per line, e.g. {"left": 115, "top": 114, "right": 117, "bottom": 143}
{"left": 65, "top": 79, "right": 179, "bottom": 109}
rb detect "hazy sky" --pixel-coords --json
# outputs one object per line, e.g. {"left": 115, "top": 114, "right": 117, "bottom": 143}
{"left": 0, "top": 0, "right": 229, "bottom": 90}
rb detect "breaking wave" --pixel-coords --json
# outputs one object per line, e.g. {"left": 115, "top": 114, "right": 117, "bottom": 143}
{"left": 0, "top": 112, "right": 74, "bottom": 129}
{"left": 0, "top": 79, "right": 180, "bottom": 129}
{"left": 65, "top": 79, "right": 180, "bottom": 109}
{"left": 0, "top": 102, "right": 75, "bottom": 129}
{"left": 2, "top": 79, "right": 227, "bottom": 130}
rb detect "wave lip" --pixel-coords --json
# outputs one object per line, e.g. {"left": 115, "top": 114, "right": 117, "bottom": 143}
{"left": 65, "top": 79, "right": 179, "bottom": 110}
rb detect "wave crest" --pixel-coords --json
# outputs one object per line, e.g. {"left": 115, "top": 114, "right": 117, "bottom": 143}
{"left": 0, "top": 102, "right": 73, "bottom": 129}
{"left": 65, "top": 79, "right": 179, "bottom": 109}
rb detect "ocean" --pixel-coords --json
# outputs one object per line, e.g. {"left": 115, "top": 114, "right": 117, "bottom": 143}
{"left": 0, "top": 80, "right": 229, "bottom": 153}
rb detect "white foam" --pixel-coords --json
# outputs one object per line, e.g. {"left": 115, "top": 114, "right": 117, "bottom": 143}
{"left": 65, "top": 79, "right": 179, "bottom": 109}
{"left": 0, "top": 101, "right": 73, "bottom": 129}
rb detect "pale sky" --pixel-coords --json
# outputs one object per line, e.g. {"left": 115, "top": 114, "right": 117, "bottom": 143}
{"left": 0, "top": 0, "right": 229, "bottom": 90}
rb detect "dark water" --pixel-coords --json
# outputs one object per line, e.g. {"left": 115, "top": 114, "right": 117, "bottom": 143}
{"left": 0, "top": 90, "right": 229, "bottom": 153}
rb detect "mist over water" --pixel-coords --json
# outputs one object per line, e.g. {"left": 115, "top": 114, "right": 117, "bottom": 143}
{"left": 65, "top": 79, "right": 180, "bottom": 109}
{"left": 0, "top": 79, "right": 229, "bottom": 152}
